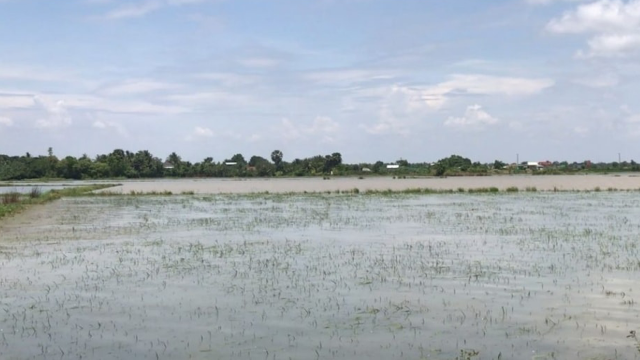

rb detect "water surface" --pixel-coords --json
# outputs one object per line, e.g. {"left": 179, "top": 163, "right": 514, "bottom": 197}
{"left": 1, "top": 193, "right": 639, "bottom": 359}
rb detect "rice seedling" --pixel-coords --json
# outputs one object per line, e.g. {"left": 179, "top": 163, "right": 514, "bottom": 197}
{"left": 628, "top": 331, "right": 640, "bottom": 354}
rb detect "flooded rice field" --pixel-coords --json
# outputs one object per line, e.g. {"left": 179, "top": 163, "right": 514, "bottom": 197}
{"left": 96, "top": 174, "right": 639, "bottom": 194}
{"left": 1, "top": 192, "right": 640, "bottom": 359}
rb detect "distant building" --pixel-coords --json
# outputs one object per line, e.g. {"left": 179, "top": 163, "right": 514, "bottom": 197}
{"left": 163, "top": 162, "right": 175, "bottom": 169}
{"left": 225, "top": 162, "right": 238, "bottom": 166}
{"left": 386, "top": 164, "right": 400, "bottom": 170}
{"left": 527, "top": 161, "right": 541, "bottom": 170}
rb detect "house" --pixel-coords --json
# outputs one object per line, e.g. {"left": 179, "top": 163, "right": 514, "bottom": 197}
{"left": 527, "top": 161, "right": 541, "bottom": 170}
{"left": 386, "top": 164, "right": 400, "bottom": 170}
{"left": 225, "top": 162, "right": 238, "bottom": 166}
{"left": 163, "top": 162, "right": 175, "bottom": 169}
{"left": 362, "top": 167, "right": 372, "bottom": 172}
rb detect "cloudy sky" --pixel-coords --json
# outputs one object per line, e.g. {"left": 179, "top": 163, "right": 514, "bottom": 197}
{"left": 1, "top": 0, "right": 639, "bottom": 163}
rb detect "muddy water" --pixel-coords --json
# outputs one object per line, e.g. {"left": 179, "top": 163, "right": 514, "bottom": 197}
{"left": 1, "top": 193, "right": 640, "bottom": 359}
{"left": 93, "top": 174, "right": 640, "bottom": 194}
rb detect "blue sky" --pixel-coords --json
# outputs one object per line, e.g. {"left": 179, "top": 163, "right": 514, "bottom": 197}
{"left": 1, "top": 0, "right": 639, "bottom": 163}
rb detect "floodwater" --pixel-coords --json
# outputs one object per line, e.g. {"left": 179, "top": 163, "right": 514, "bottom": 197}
{"left": 1, "top": 193, "right": 640, "bottom": 359}
{"left": 2, "top": 174, "right": 639, "bottom": 194}
{"left": 93, "top": 174, "right": 640, "bottom": 194}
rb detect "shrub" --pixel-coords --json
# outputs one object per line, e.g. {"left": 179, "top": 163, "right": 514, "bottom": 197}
{"left": 29, "top": 187, "right": 42, "bottom": 199}
{"left": 1, "top": 192, "right": 20, "bottom": 205}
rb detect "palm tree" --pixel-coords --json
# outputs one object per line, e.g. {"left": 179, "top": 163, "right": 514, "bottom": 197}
{"left": 271, "top": 150, "right": 283, "bottom": 167}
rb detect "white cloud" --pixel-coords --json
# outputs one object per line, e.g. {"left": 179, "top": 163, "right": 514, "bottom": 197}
{"left": 359, "top": 74, "right": 553, "bottom": 115}
{"left": 104, "top": 0, "right": 206, "bottom": 19}
{"left": 34, "top": 97, "right": 72, "bottom": 129}
{"left": 358, "top": 74, "right": 550, "bottom": 136}
{"left": 361, "top": 117, "right": 410, "bottom": 136}
{"left": 573, "top": 70, "right": 619, "bottom": 87}
{"left": 358, "top": 86, "right": 429, "bottom": 136}
{"left": 430, "top": 74, "right": 555, "bottom": 98}
{"left": 547, "top": 0, "right": 640, "bottom": 57}
{"left": 509, "top": 121, "right": 525, "bottom": 131}
{"left": 220, "top": 130, "right": 262, "bottom": 143}
{"left": 237, "top": 57, "right": 280, "bottom": 68}
{"left": 0, "top": 95, "right": 35, "bottom": 109}
{"left": 308, "top": 116, "right": 340, "bottom": 134}
{"left": 5, "top": 88, "right": 188, "bottom": 116}
{"left": 307, "top": 116, "right": 340, "bottom": 142}
{"left": 100, "top": 79, "right": 181, "bottom": 96}
{"left": 194, "top": 126, "right": 214, "bottom": 137}
{"left": 0, "top": 65, "right": 73, "bottom": 82}
{"left": 0, "top": 116, "right": 13, "bottom": 127}
{"left": 304, "top": 69, "right": 396, "bottom": 85}
{"left": 582, "top": 33, "right": 640, "bottom": 56}
{"left": 196, "top": 72, "right": 260, "bottom": 87}
{"left": 281, "top": 118, "right": 303, "bottom": 141}
{"left": 626, "top": 113, "right": 640, "bottom": 136}
{"left": 184, "top": 126, "right": 214, "bottom": 141}
{"left": 93, "top": 120, "right": 128, "bottom": 137}
{"left": 279, "top": 116, "right": 340, "bottom": 142}
{"left": 574, "top": 126, "right": 590, "bottom": 135}
{"left": 167, "top": 91, "right": 253, "bottom": 107}
{"left": 528, "top": 0, "right": 590, "bottom": 5}
{"left": 444, "top": 104, "right": 499, "bottom": 130}
{"left": 58, "top": 94, "right": 189, "bottom": 115}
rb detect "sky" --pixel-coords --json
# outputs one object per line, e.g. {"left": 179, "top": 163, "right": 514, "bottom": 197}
{"left": 1, "top": 0, "right": 639, "bottom": 164}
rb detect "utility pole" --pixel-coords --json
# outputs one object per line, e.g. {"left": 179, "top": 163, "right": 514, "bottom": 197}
{"left": 619, "top": 153, "right": 621, "bottom": 163}
{"left": 516, "top": 154, "right": 519, "bottom": 164}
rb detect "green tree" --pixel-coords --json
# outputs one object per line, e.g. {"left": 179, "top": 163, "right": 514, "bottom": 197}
{"left": 493, "top": 160, "right": 506, "bottom": 169}
{"left": 167, "top": 152, "right": 182, "bottom": 167}
{"left": 132, "top": 150, "right": 163, "bottom": 178}
{"left": 107, "top": 149, "right": 130, "bottom": 177}
{"left": 249, "top": 156, "right": 275, "bottom": 176}
{"left": 57, "top": 156, "right": 82, "bottom": 179}
{"left": 372, "top": 161, "right": 384, "bottom": 173}
{"left": 229, "top": 154, "right": 247, "bottom": 166}
{"left": 271, "top": 150, "right": 283, "bottom": 167}
{"left": 324, "top": 152, "right": 342, "bottom": 173}
{"left": 199, "top": 157, "right": 216, "bottom": 177}
{"left": 435, "top": 155, "right": 472, "bottom": 173}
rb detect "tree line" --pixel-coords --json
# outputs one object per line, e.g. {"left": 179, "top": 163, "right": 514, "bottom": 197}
{"left": 0, "top": 149, "right": 637, "bottom": 181}
{"left": 0, "top": 148, "right": 346, "bottom": 180}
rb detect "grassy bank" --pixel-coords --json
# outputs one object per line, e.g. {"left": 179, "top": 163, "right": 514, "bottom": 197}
{"left": 0, "top": 184, "right": 118, "bottom": 220}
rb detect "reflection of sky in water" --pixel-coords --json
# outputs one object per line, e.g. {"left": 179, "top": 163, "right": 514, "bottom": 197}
{"left": 1, "top": 193, "right": 640, "bottom": 359}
